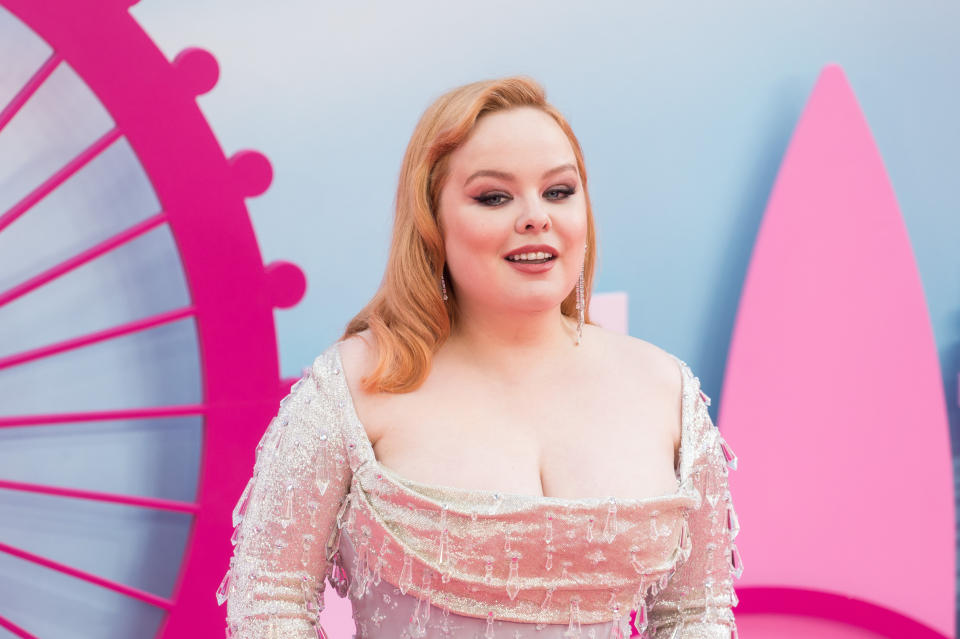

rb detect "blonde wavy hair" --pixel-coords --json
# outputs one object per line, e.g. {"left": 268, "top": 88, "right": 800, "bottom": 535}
{"left": 340, "top": 75, "right": 597, "bottom": 392}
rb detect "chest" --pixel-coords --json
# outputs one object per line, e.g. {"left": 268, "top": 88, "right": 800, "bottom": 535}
{"left": 356, "top": 360, "right": 681, "bottom": 501}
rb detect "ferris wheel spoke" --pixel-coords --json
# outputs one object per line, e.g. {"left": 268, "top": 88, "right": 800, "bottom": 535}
{"left": 0, "top": 210, "right": 169, "bottom": 307}
{"left": 0, "top": 404, "right": 207, "bottom": 429}
{"left": 0, "top": 478, "right": 198, "bottom": 513}
{"left": 0, "top": 613, "right": 39, "bottom": 639}
{"left": 0, "top": 51, "right": 61, "bottom": 136}
{"left": 0, "top": 540, "right": 175, "bottom": 610}
{"left": 0, "top": 126, "right": 122, "bottom": 233}
{"left": 0, "top": 304, "right": 194, "bottom": 373}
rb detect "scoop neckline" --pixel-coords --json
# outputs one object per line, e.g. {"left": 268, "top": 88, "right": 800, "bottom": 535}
{"left": 330, "top": 339, "right": 692, "bottom": 506}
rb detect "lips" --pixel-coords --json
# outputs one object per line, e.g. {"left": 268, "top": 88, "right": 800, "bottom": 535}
{"left": 505, "top": 254, "right": 555, "bottom": 264}
{"left": 503, "top": 244, "right": 559, "bottom": 258}
{"left": 504, "top": 255, "right": 557, "bottom": 274}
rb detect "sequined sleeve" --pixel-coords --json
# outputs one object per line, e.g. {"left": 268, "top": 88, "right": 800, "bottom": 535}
{"left": 218, "top": 354, "right": 353, "bottom": 638}
{"left": 647, "top": 378, "right": 742, "bottom": 639}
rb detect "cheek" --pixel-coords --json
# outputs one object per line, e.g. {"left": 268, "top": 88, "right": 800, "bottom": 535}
{"left": 559, "top": 214, "right": 588, "bottom": 252}
{"left": 446, "top": 213, "right": 504, "bottom": 258}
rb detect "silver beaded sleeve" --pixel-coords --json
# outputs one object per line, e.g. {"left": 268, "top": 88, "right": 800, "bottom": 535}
{"left": 647, "top": 382, "right": 742, "bottom": 639}
{"left": 218, "top": 356, "right": 353, "bottom": 638}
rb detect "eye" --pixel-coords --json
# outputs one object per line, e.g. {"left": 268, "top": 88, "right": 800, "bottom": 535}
{"left": 475, "top": 192, "right": 510, "bottom": 207}
{"left": 474, "top": 186, "right": 576, "bottom": 207}
{"left": 545, "top": 186, "right": 575, "bottom": 200}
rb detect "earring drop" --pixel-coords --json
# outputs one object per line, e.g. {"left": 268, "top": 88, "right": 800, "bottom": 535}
{"left": 441, "top": 273, "right": 448, "bottom": 302}
{"left": 575, "top": 243, "right": 586, "bottom": 345}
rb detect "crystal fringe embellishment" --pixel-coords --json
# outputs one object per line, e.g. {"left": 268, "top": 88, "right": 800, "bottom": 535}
{"left": 327, "top": 550, "right": 350, "bottom": 597}
{"left": 628, "top": 546, "right": 646, "bottom": 574}
{"left": 346, "top": 441, "right": 362, "bottom": 471}
{"left": 438, "top": 525, "right": 449, "bottom": 565}
{"left": 399, "top": 553, "right": 414, "bottom": 594}
{"left": 539, "top": 585, "right": 556, "bottom": 613}
{"left": 273, "top": 417, "right": 287, "bottom": 452}
{"left": 314, "top": 433, "right": 330, "bottom": 496}
{"left": 215, "top": 558, "right": 233, "bottom": 606}
{"left": 483, "top": 555, "right": 495, "bottom": 583}
{"left": 232, "top": 478, "right": 253, "bottom": 527}
{"left": 677, "top": 518, "right": 691, "bottom": 561}
{"left": 719, "top": 436, "right": 738, "bottom": 470}
{"left": 658, "top": 571, "right": 670, "bottom": 593}
{"left": 727, "top": 502, "right": 741, "bottom": 538}
{"left": 698, "top": 388, "right": 711, "bottom": 406}
{"left": 602, "top": 497, "right": 618, "bottom": 543}
{"left": 280, "top": 482, "right": 294, "bottom": 529}
{"left": 301, "top": 574, "right": 318, "bottom": 613}
{"left": 345, "top": 494, "right": 358, "bottom": 533}
{"left": 301, "top": 533, "right": 315, "bottom": 569}
{"left": 335, "top": 493, "right": 352, "bottom": 530}
{"left": 352, "top": 533, "right": 371, "bottom": 599}
{"left": 729, "top": 543, "right": 744, "bottom": 578}
{"left": 410, "top": 571, "right": 433, "bottom": 637}
{"left": 662, "top": 620, "right": 683, "bottom": 639}
{"left": 506, "top": 554, "right": 521, "bottom": 600}
{"left": 607, "top": 598, "right": 625, "bottom": 639}
{"left": 421, "top": 570, "right": 434, "bottom": 625}
{"left": 649, "top": 510, "right": 669, "bottom": 540}
{"left": 648, "top": 576, "right": 660, "bottom": 599}
{"left": 706, "top": 487, "right": 721, "bottom": 507}
{"left": 375, "top": 538, "right": 388, "bottom": 586}
{"left": 633, "top": 598, "right": 649, "bottom": 637}
{"left": 484, "top": 611, "right": 496, "bottom": 639}
{"left": 565, "top": 595, "right": 582, "bottom": 637}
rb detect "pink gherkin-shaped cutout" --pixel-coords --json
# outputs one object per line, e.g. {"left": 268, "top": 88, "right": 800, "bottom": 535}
{"left": 724, "top": 64, "right": 954, "bottom": 637}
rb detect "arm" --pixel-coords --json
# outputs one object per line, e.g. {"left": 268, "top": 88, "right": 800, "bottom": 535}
{"left": 218, "top": 355, "right": 353, "bottom": 638}
{"left": 648, "top": 384, "right": 742, "bottom": 638}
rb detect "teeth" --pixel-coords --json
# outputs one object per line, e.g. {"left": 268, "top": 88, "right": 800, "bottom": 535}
{"left": 508, "top": 251, "right": 554, "bottom": 261}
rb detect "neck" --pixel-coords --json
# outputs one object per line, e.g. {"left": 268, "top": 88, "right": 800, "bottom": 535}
{"left": 445, "top": 301, "right": 580, "bottom": 379}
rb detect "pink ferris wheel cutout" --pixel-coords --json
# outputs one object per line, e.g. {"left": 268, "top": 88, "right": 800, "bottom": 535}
{"left": 0, "top": 1, "right": 306, "bottom": 637}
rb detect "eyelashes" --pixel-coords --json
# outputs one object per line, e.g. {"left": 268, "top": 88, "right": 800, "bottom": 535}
{"left": 473, "top": 186, "right": 576, "bottom": 207}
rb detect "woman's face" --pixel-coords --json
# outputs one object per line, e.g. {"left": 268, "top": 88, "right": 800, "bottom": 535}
{"left": 438, "top": 106, "right": 588, "bottom": 318}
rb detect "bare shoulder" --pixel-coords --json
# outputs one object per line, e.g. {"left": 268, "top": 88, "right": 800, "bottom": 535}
{"left": 335, "top": 329, "right": 385, "bottom": 441}
{"left": 592, "top": 326, "right": 684, "bottom": 451}
{"left": 338, "top": 328, "right": 377, "bottom": 367}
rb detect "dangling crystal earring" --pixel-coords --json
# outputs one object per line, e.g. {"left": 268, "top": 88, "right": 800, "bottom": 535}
{"left": 575, "top": 243, "right": 586, "bottom": 345}
{"left": 441, "top": 273, "right": 448, "bottom": 302}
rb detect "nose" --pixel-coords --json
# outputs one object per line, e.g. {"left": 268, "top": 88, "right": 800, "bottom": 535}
{"left": 515, "top": 195, "right": 551, "bottom": 232}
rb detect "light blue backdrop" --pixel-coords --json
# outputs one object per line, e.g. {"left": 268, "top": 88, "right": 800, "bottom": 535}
{"left": 130, "top": 0, "right": 960, "bottom": 632}
{"left": 1, "top": 1, "right": 956, "bottom": 636}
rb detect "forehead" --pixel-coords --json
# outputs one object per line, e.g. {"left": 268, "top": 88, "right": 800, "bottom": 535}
{"left": 451, "top": 107, "right": 574, "bottom": 170}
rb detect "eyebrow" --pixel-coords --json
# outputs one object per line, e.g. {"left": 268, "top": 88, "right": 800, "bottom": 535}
{"left": 463, "top": 162, "right": 577, "bottom": 188}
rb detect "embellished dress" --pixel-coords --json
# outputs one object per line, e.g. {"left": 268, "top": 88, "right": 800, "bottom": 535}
{"left": 218, "top": 341, "right": 743, "bottom": 638}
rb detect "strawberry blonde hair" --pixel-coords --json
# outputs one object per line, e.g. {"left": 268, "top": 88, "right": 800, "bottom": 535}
{"left": 340, "top": 75, "right": 597, "bottom": 392}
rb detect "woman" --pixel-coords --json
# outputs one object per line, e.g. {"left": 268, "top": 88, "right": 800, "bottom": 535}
{"left": 220, "top": 76, "right": 742, "bottom": 638}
